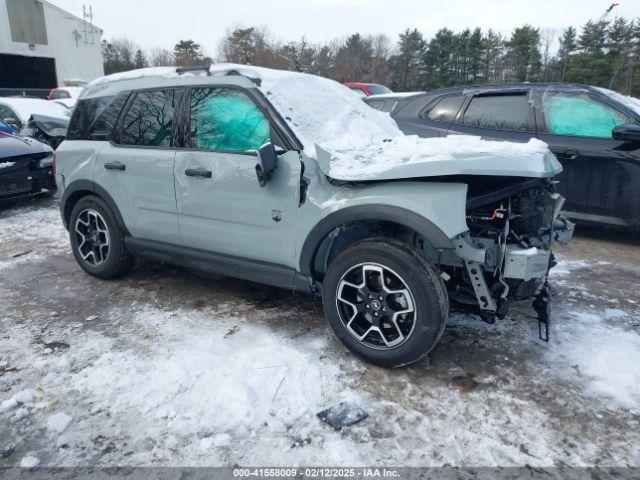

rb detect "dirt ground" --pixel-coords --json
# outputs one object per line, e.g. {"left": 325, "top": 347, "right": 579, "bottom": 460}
{"left": 1, "top": 196, "right": 639, "bottom": 468}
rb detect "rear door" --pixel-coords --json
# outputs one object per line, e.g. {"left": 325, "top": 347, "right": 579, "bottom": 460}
{"left": 535, "top": 89, "right": 640, "bottom": 225}
{"left": 174, "top": 86, "right": 301, "bottom": 267}
{"left": 96, "top": 88, "right": 181, "bottom": 244}
{"left": 448, "top": 90, "right": 536, "bottom": 143}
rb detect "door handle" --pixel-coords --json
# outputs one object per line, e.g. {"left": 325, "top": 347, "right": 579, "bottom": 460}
{"left": 104, "top": 162, "right": 126, "bottom": 171}
{"left": 185, "top": 168, "right": 212, "bottom": 178}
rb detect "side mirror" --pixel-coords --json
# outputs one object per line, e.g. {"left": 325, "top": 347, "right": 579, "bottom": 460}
{"left": 255, "top": 142, "right": 278, "bottom": 187}
{"left": 612, "top": 124, "right": 640, "bottom": 143}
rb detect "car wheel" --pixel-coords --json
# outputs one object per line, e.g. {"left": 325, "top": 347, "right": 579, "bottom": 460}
{"left": 69, "top": 195, "right": 134, "bottom": 279}
{"left": 322, "top": 238, "right": 448, "bottom": 368}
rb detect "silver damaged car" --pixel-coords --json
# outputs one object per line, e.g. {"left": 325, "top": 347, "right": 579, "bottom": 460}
{"left": 55, "top": 64, "right": 574, "bottom": 367}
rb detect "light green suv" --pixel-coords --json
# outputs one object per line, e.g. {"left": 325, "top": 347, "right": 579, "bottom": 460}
{"left": 56, "top": 64, "right": 573, "bottom": 367}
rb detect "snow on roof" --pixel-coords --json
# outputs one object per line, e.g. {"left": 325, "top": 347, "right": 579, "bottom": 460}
{"left": 594, "top": 86, "right": 640, "bottom": 118}
{"left": 86, "top": 65, "right": 556, "bottom": 177}
{"left": 87, "top": 64, "right": 401, "bottom": 155}
{"left": 0, "top": 98, "right": 70, "bottom": 122}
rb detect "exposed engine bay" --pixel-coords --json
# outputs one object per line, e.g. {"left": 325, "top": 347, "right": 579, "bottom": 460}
{"left": 439, "top": 177, "right": 574, "bottom": 338}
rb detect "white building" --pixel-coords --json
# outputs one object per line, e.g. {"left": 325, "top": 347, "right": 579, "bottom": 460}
{"left": 0, "top": 0, "right": 103, "bottom": 92}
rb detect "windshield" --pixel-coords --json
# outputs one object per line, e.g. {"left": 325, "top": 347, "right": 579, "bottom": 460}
{"left": 247, "top": 68, "right": 401, "bottom": 155}
{"left": 367, "top": 84, "right": 393, "bottom": 95}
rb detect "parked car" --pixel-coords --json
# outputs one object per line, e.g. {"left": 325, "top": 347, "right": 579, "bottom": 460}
{"left": 0, "top": 131, "right": 56, "bottom": 200}
{"left": 56, "top": 65, "right": 573, "bottom": 367}
{"left": 375, "top": 84, "right": 640, "bottom": 228}
{"left": 344, "top": 82, "right": 393, "bottom": 97}
{"left": 0, "top": 120, "right": 15, "bottom": 135}
{"left": 0, "top": 98, "right": 70, "bottom": 149}
{"left": 47, "top": 87, "right": 83, "bottom": 108}
{"left": 365, "top": 92, "right": 423, "bottom": 112}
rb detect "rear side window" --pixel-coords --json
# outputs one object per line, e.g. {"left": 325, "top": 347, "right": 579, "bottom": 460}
{"left": 189, "top": 88, "right": 270, "bottom": 152}
{"left": 463, "top": 94, "right": 530, "bottom": 132}
{"left": 542, "top": 92, "right": 632, "bottom": 138}
{"left": 426, "top": 95, "right": 465, "bottom": 122}
{"left": 51, "top": 90, "right": 70, "bottom": 99}
{"left": 119, "top": 89, "right": 177, "bottom": 147}
{"left": 367, "top": 85, "right": 392, "bottom": 95}
{"left": 67, "top": 94, "right": 128, "bottom": 141}
{"left": 366, "top": 99, "right": 386, "bottom": 111}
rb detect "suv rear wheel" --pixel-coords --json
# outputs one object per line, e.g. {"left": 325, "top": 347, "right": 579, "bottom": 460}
{"left": 69, "top": 195, "right": 134, "bottom": 279}
{"left": 322, "top": 238, "right": 448, "bottom": 367}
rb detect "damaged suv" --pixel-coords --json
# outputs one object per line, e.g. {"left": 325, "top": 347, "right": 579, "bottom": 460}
{"left": 55, "top": 65, "right": 573, "bottom": 367}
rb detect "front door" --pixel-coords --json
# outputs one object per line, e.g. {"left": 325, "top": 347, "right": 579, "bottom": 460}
{"left": 536, "top": 89, "right": 640, "bottom": 226}
{"left": 175, "top": 87, "right": 301, "bottom": 267}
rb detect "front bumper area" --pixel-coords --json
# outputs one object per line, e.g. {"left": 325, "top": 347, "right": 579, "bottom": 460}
{"left": 0, "top": 166, "right": 56, "bottom": 200}
{"left": 503, "top": 247, "right": 551, "bottom": 281}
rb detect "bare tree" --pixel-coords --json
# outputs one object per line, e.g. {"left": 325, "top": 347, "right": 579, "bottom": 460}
{"left": 149, "top": 47, "right": 175, "bottom": 67}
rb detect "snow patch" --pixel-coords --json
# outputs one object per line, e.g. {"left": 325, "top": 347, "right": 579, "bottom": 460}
{"left": 0, "top": 389, "right": 37, "bottom": 412}
{"left": 0, "top": 161, "right": 15, "bottom": 169}
{"left": 47, "top": 412, "right": 72, "bottom": 433}
{"left": 594, "top": 86, "right": 640, "bottom": 118}
{"left": 550, "top": 311, "right": 640, "bottom": 410}
{"left": 604, "top": 308, "right": 628, "bottom": 319}
{"left": 19, "top": 456, "right": 40, "bottom": 468}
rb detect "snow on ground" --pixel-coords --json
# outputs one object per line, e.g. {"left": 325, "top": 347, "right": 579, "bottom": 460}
{"left": 1, "top": 200, "right": 639, "bottom": 467}
{"left": 549, "top": 310, "right": 640, "bottom": 411}
{"left": 0, "top": 199, "right": 69, "bottom": 271}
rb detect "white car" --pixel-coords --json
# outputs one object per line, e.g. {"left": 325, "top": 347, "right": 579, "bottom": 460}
{"left": 48, "top": 87, "right": 84, "bottom": 108}
{"left": 0, "top": 97, "right": 71, "bottom": 131}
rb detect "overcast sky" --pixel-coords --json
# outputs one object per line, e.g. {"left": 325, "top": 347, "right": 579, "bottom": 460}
{"left": 49, "top": 0, "right": 640, "bottom": 56}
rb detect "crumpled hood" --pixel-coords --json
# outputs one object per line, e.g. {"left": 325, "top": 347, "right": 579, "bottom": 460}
{"left": 316, "top": 135, "right": 562, "bottom": 181}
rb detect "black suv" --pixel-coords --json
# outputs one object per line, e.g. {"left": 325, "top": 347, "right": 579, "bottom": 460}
{"left": 367, "top": 84, "right": 640, "bottom": 228}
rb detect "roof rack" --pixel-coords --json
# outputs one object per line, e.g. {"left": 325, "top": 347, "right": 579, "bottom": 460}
{"left": 176, "top": 65, "right": 211, "bottom": 76}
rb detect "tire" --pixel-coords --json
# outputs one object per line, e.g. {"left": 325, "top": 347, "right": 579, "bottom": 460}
{"left": 322, "top": 238, "right": 448, "bottom": 368}
{"left": 69, "top": 195, "right": 134, "bottom": 279}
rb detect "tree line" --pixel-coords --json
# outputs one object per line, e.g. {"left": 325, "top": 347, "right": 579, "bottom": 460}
{"left": 102, "top": 16, "right": 640, "bottom": 96}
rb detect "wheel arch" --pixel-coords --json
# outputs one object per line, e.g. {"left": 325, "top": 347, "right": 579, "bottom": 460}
{"left": 61, "top": 180, "right": 129, "bottom": 235}
{"left": 299, "top": 205, "right": 455, "bottom": 281}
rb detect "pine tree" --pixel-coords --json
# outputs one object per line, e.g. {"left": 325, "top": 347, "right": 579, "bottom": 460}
{"left": 390, "top": 29, "right": 425, "bottom": 90}
{"left": 422, "top": 28, "right": 456, "bottom": 88}
{"left": 607, "top": 17, "right": 633, "bottom": 89}
{"left": 134, "top": 49, "right": 148, "bottom": 69}
{"left": 574, "top": 21, "right": 610, "bottom": 85}
{"left": 174, "top": 39, "right": 204, "bottom": 67}
{"left": 504, "top": 26, "right": 542, "bottom": 82}
{"left": 557, "top": 26, "right": 578, "bottom": 81}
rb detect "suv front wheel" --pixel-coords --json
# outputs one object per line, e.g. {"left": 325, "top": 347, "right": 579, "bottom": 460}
{"left": 69, "top": 195, "right": 134, "bottom": 279}
{"left": 322, "top": 238, "right": 448, "bottom": 367}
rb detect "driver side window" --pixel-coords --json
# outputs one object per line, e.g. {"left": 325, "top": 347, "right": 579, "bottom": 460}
{"left": 189, "top": 88, "right": 271, "bottom": 152}
{"left": 542, "top": 92, "right": 632, "bottom": 138}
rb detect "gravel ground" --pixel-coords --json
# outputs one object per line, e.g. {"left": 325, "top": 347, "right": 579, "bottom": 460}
{"left": 0, "top": 196, "right": 639, "bottom": 468}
